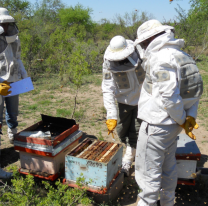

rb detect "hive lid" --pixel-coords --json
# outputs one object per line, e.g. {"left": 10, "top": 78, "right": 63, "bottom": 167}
{"left": 14, "top": 114, "right": 78, "bottom": 147}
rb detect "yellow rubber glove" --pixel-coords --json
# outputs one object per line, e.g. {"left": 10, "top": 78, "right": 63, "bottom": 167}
{"left": 106, "top": 119, "right": 117, "bottom": 135}
{"left": 180, "top": 116, "right": 199, "bottom": 140}
{"left": 0, "top": 81, "right": 11, "bottom": 96}
{"left": 3, "top": 81, "right": 10, "bottom": 85}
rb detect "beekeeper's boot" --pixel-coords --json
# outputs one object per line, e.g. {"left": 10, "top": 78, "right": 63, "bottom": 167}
{"left": 120, "top": 146, "right": 136, "bottom": 177}
{"left": 0, "top": 135, "right": 12, "bottom": 179}
{"left": 0, "top": 167, "right": 12, "bottom": 179}
{"left": 7, "top": 127, "right": 17, "bottom": 144}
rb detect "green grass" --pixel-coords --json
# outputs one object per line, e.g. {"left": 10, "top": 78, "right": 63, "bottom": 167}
{"left": 100, "top": 106, "right": 106, "bottom": 113}
{"left": 196, "top": 57, "right": 208, "bottom": 130}
{"left": 38, "top": 100, "right": 52, "bottom": 106}
{"left": 56, "top": 99, "right": 66, "bottom": 103}
{"left": 28, "top": 104, "right": 38, "bottom": 110}
{"left": 56, "top": 108, "right": 72, "bottom": 118}
{"left": 93, "top": 77, "right": 102, "bottom": 86}
{"left": 91, "top": 122, "right": 95, "bottom": 126}
{"left": 82, "top": 74, "right": 102, "bottom": 86}
{"left": 18, "top": 122, "right": 27, "bottom": 127}
{"left": 30, "top": 89, "right": 40, "bottom": 95}
{"left": 73, "top": 108, "right": 85, "bottom": 121}
{"left": 32, "top": 94, "right": 55, "bottom": 101}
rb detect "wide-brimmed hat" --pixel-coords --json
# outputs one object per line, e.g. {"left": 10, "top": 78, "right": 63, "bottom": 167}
{"left": 104, "top": 36, "right": 135, "bottom": 61}
{"left": 0, "top": 7, "right": 15, "bottom": 23}
{"left": 134, "top": 19, "right": 174, "bottom": 46}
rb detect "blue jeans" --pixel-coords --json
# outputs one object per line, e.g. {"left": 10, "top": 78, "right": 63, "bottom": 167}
{"left": 0, "top": 95, "right": 19, "bottom": 129}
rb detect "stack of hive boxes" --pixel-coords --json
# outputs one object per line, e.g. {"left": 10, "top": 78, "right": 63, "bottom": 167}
{"left": 14, "top": 115, "right": 83, "bottom": 181}
{"left": 176, "top": 133, "right": 201, "bottom": 185}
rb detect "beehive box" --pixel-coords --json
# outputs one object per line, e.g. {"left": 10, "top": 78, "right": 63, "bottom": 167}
{"left": 65, "top": 138, "right": 123, "bottom": 190}
{"left": 14, "top": 114, "right": 78, "bottom": 148}
{"left": 17, "top": 130, "right": 83, "bottom": 174}
{"left": 176, "top": 133, "right": 201, "bottom": 180}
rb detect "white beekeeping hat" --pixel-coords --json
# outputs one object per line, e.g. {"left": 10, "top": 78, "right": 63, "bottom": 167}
{"left": 0, "top": 7, "right": 15, "bottom": 23}
{"left": 134, "top": 19, "right": 174, "bottom": 46}
{"left": 104, "top": 36, "right": 135, "bottom": 64}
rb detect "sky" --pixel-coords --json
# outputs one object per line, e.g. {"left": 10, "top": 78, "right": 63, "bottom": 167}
{"left": 28, "top": 0, "right": 191, "bottom": 23}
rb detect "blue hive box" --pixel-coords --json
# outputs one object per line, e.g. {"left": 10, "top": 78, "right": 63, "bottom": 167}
{"left": 65, "top": 138, "right": 123, "bottom": 190}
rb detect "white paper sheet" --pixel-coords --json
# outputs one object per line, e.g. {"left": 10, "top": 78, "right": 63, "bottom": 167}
{"left": 7, "top": 77, "right": 34, "bottom": 97}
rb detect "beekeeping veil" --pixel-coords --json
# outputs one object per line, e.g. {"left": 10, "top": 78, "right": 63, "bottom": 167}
{"left": 0, "top": 26, "right": 7, "bottom": 53}
{"left": 0, "top": 7, "right": 19, "bottom": 43}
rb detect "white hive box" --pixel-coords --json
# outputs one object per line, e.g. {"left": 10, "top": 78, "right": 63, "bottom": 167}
{"left": 18, "top": 130, "right": 82, "bottom": 174}
{"left": 176, "top": 133, "right": 201, "bottom": 181}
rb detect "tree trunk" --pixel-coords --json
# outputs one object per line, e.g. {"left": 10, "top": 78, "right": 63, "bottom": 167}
{"left": 71, "top": 87, "right": 79, "bottom": 119}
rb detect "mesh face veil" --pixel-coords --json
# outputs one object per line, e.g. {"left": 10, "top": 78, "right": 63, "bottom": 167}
{"left": 0, "top": 22, "right": 19, "bottom": 43}
{"left": 0, "top": 35, "right": 7, "bottom": 53}
{"left": 0, "top": 26, "right": 7, "bottom": 53}
{"left": 6, "top": 22, "right": 18, "bottom": 36}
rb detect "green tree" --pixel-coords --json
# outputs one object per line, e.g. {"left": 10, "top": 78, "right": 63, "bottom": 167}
{"left": 65, "top": 45, "right": 91, "bottom": 118}
{"left": 44, "top": 26, "right": 74, "bottom": 74}
{"left": 58, "top": 3, "right": 95, "bottom": 41}
{"left": 174, "top": 1, "right": 208, "bottom": 59}
{"left": 19, "top": 0, "right": 65, "bottom": 79}
{"left": 33, "top": 0, "right": 64, "bottom": 23}
{"left": 0, "top": 0, "right": 30, "bottom": 13}
{"left": 95, "top": 19, "right": 117, "bottom": 40}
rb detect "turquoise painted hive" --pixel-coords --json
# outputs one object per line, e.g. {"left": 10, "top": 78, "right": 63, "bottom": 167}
{"left": 65, "top": 138, "right": 123, "bottom": 189}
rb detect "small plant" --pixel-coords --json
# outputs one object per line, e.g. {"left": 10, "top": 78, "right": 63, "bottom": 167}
{"left": 98, "top": 131, "right": 104, "bottom": 141}
{"left": 0, "top": 169, "right": 93, "bottom": 206}
{"left": 60, "top": 45, "right": 91, "bottom": 119}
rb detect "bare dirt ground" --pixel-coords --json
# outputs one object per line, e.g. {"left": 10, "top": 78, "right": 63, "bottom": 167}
{"left": 1, "top": 74, "right": 208, "bottom": 206}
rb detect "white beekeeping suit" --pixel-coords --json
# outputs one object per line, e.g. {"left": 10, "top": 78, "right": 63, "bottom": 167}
{"left": 102, "top": 38, "right": 144, "bottom": 120}
{"left": 136, "top": 29, "right": 202, "bottom": 126}
{"left": 134, "top": 20, "right": 202, "bottom": 206}
{"left": 102, "top": 36, "right": 145, "bottom": 176}
{"left": 0, "top": 26, "right": 12, "bottom": 179}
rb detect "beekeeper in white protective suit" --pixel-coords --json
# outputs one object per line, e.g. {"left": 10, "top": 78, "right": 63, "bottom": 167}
{"left": 0, "top": 7, "right": 27, "bottom": 144}
{"left": 102, "top": 35, "right": 145, "bottom": 176}
{"left": 0, "top": 25, "right": 13, "bottom": 178}
{"left": 134, "top": 20, "right": 202, "bottom": 206}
